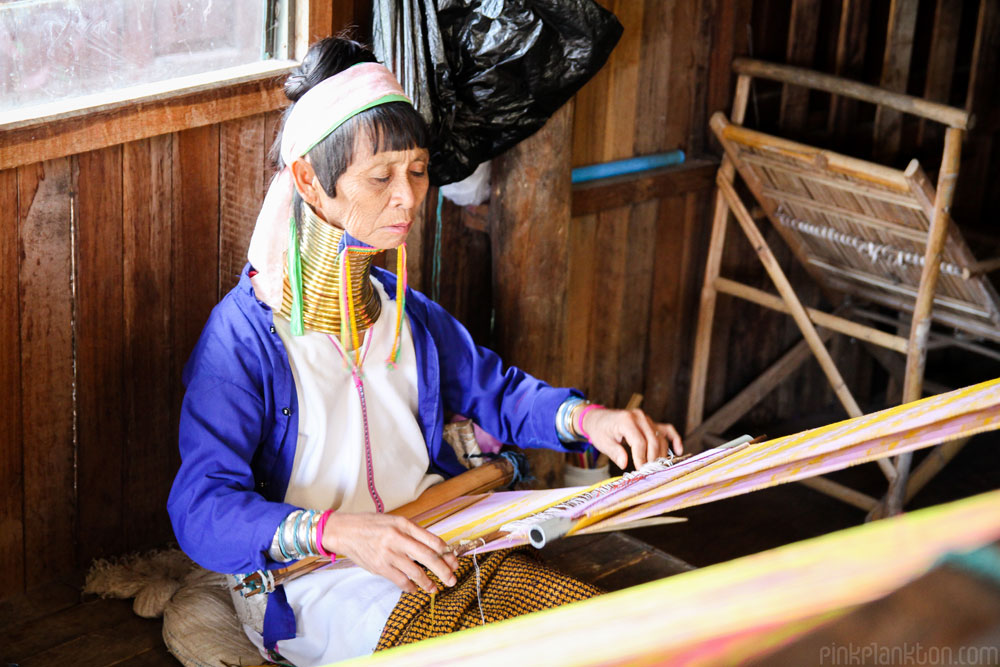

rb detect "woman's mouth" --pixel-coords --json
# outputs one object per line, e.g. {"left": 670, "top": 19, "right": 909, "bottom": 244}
{"left": 385, "top": 221, "right": 412, "bottom": 234}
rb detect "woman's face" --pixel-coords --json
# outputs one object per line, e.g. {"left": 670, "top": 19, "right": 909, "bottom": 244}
{"left": 298, "top": 132, "right": 430, "bottom": 249}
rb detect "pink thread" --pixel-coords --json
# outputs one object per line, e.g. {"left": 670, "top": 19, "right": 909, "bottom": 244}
{"left": 315, "top": 509, "right": 336, "bottom": 559}
{"left": 353, "top": 369, "right": 385, "bottom": 513}
{"left": 577, "top": 404, "right": 605, "bottom": 441}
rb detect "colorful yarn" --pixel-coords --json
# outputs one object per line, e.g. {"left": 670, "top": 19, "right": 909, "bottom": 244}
{"left": 338, "top": 251, "right": 353, "bottom": 366}
{"left": 344, "top": 252, "right": 362, "bottom": 364}
{"left": 387, "top": 243, "right": 408, "bottom": 368}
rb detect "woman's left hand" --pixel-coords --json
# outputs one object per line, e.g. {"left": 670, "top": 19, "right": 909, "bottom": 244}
{"left": 581, "top": 408, "right": 683, "bottom": 469}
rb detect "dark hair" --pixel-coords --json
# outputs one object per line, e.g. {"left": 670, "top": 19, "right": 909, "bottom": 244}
{"left": 272, "top": 37, "right": 429, "bottom": 200}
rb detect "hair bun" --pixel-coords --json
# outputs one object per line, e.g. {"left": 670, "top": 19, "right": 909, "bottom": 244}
{"left": 284, "top": 36, "right": 379, "bottom": 102}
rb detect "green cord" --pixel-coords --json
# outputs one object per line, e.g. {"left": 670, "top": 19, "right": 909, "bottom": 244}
{"left": 431, "top": 189, "right": 444, "bottom": 302}
{"left": 288, "top": 215, "right": 304, "bottom": 336}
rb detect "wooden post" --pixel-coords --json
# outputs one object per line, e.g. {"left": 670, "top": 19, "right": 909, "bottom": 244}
{"left": 873, "top": 0, "right": 920, "bottom": 161}
{"left": 489, "top": 103, "right": 574, "bottom": 487}
{"left": 883, "top": 126, "right": 964, "bottom": 516}
{"left": 828, "top": 0, "right": 871, "bottom": 137}
{"left": 685, "top": 75, "right": 750, "bottom": 448}
{"left": 779, "top": 0, "right": 822, "bottom": 132}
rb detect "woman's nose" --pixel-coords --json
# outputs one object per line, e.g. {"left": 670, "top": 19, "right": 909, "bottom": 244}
{"left": 390, "top": 175, "right": 416, "bottom": 208}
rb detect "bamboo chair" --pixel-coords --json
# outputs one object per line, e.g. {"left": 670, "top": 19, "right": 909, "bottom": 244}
{"left": 685, "top": 59, "right": 1000, "bottom": 518}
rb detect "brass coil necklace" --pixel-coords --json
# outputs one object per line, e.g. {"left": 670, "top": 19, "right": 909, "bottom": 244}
{"left": 279, "top": 205, "right": 382, "bottom": 340}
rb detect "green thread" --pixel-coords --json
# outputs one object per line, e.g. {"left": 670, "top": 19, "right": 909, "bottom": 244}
{"left": 431, "top": 189, "right": 444, "bottom": 302}
{"left": 288, "top": 215, "right": 305, "bottom": 336}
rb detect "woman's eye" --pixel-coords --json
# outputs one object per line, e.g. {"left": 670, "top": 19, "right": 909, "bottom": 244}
{"left": 372, "top": 176, "right": 391, "bottom": 184}
{"left": 410, "top": 170, "right": 427, "bottom": 178}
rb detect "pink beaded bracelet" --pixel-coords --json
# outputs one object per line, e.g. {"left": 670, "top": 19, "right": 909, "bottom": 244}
{"left": 576, "top": 403, "right": 605, "bottom": 441}
{"left": 315, "top": 509, "right": 336, "bottom": 560}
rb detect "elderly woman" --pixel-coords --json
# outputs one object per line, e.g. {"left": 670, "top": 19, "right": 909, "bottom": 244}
{"left": 168, "top": 37, "right": 681, "bottom": 666}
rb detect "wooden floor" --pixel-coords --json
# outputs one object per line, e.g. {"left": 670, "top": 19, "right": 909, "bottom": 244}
{"left": 0, "top": 532, "right": 692, "bottom": 666}
{"left": 0, "top": 575, "right": 175, "bottom": 666}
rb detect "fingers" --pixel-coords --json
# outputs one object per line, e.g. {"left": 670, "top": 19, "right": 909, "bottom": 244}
{"left": 662, "top": 423, "right": 683, "bottom": 455}
{"left": 598, "top": 437, "right": 629, "bottom": 469}
{"left": 653, "top": 422, "right": 683, "bottom": 455}
{"left": 405, "top": 541, "right": 458, "bottom": 588}
{"left": 635, "top": 410, "right": 663, "bottom": 466}
{"left": 396, "top": 556, "right": 437, "bottom": 594}
{"left": 398, "top": 518, "right": 458, "bottom": 587}
{"left": 620, "top": 409, "right": 663, "bottom": 468}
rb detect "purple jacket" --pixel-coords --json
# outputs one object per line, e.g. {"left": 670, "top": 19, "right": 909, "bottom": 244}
{"left": 167, "top": 264, "right": 580, "bottom": 645}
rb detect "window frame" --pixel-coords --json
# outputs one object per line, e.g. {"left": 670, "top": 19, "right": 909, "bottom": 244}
{"left": 0, "top": 0, "right": 330, "bottom": 171}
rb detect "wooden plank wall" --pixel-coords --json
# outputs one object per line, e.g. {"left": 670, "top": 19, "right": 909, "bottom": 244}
{"left": 0, "top": 4, "right": 365, "bottom": 605}
{"left": 0, "top": 111, "right": 280, "bottom": 600}
{"left": 566, "top": 0, "right": 760, "bottom": 426}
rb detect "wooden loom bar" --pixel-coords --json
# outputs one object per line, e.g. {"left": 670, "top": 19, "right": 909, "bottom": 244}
{"left": 739, "top": 153, "right": 923, "bottom": 209}
{"left": 828, "top": 277, "right": 1000, "bottom": 344}
{"left": 717, "top": 175, "right": 863, "bottom": 419}
{"left": 685, "top": 74, "right": 750, "bottom": 442}
{"left": 732, "top": 57, "right": 971, "bottom": 130}
{"left": 813, "top": 259, "right": 991, "bottom": 319}
{"left": 714, "top": 278, "right": 909, "bottom": 353}
{"left": 719, "top": 122, "right": 911, "bottom": 190}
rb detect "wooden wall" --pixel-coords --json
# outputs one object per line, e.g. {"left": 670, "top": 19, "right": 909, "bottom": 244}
{"left": 0, "top": 112, "right": 280, "bottom": 599}
{"left": 0, "top": 3, "right": 357, "bottom": 604}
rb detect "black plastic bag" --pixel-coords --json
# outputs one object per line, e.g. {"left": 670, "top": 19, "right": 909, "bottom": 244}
{"left": 374, "top": 0, "right": 623, "bottom": 186}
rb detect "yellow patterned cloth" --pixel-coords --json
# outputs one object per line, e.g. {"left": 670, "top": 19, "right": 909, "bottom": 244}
{"left": 376, "top": 547, "right": 601, "bottom": 650}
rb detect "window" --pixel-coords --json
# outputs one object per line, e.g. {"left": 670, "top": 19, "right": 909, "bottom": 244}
{"left": 1, "top": 0, "right": 293, "bottom": 118}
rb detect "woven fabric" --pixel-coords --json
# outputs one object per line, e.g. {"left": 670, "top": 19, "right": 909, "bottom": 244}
{"left": 375, "top": 547, "right": 601, "bottom": 650}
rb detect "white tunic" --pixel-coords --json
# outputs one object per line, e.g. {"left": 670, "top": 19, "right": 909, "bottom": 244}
{"left": 244, "top": 279, "right": 443, "bottom": 665}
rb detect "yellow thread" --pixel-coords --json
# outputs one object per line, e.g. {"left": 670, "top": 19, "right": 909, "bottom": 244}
{"left": 390, "top": 244, "right": 407, "bottom": 363}
{"left": 344, "top": 253, "right": 361, "bottom": 364}
{"left": 339, "top": 253, "right": 351, "bottom": 356}
{"left": 429, "top": 591, "right": 435, "bottom": 627}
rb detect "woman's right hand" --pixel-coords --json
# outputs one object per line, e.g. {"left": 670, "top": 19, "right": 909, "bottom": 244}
{"left": 321, "top": 512, "right": 459, "bottom": 594}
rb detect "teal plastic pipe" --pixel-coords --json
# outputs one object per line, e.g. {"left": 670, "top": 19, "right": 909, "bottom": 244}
{"left": 571, "top": 149, "right": 686, "bottom": 184}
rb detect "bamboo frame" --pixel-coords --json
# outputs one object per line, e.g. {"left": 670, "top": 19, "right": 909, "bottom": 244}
{"left": 732, "top": 58, "right": 972, "bottom": 129}
{"left": 686, "top": 60, "right": 985, "bottom": 516}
